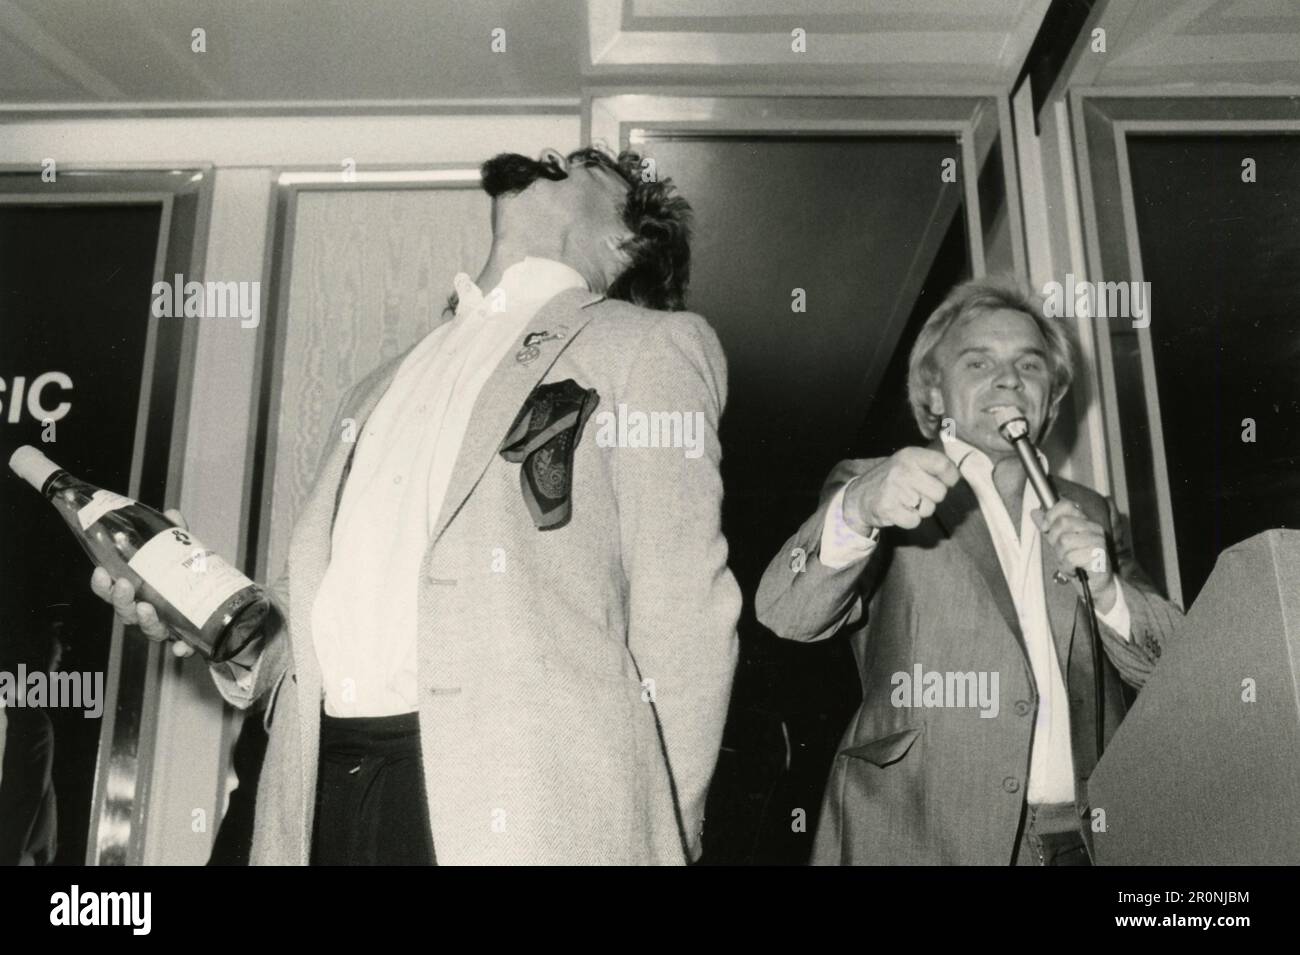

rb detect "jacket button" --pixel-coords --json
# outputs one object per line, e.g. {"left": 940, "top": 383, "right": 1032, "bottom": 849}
{"left": 1013, "top": 700, "right": 1031, "bottom": 716}
{"left": 1002, "top": 776, "right": 1020, "bottom": 793}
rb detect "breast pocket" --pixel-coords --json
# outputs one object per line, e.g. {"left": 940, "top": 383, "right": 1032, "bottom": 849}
{"left": 840, "top": 726, "right": 922, "bottom": 766}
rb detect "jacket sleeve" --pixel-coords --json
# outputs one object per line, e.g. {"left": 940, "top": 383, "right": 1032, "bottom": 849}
{"left": 207, "top": 572, "right": 292, "bottom": 710}
{"left": 613, "top": 312, "right": 741, "bottom": 861}
{"left": 755, "top": 459, "right": 883, "bottom": 643}
{"left": 1096, "top": 496, "right": 1185, "bottom": 689}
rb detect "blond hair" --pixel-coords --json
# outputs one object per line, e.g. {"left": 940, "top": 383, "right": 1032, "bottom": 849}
{"left": 906, "top": 276, "right": 1075, "bottom": 439}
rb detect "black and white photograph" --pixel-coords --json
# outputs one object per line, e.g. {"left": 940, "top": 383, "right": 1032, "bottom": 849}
{"left": 0, "top": 0, "right": 1296, "bottom": 933}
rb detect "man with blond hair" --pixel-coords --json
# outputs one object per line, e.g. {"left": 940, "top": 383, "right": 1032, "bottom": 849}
{"left": 757, "top": 276, "right": 1181, "bottom": 866}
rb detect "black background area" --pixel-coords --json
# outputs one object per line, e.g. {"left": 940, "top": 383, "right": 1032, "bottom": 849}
{"left": 1126, "top": 135, "right": 1300, "bottom": 605}
{"left": 0, "top": 202, "right": 162, "bottom": 864}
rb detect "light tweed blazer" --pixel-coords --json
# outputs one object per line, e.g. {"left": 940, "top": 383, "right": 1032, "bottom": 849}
{"left": 212, "top": 287, "right": 741, "bottom": 865}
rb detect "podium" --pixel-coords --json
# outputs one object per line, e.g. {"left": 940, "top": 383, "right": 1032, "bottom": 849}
{"left": 1088, "top": 530, "right": 1300, "bottom": 864}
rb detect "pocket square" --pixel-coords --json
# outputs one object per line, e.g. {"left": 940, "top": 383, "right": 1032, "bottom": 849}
{"left": 499, "top": 379, "right": 600, "bottom": 530}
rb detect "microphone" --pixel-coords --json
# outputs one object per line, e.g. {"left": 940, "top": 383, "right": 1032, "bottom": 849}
{"left": 991, "top": 406, "right": 1106, "bottom": 759}
{"left": 991, "top": 408, "right": 1061, "bottom": 513}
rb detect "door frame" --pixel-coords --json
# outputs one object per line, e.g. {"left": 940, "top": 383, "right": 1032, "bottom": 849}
{"left": 1070, "top": 90, "right": 1300, "bottom": 605}
{"left": 0, "top": 165, "right": 212, "bottom": 864}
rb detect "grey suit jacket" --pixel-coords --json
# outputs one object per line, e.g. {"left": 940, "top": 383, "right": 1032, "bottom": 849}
{"left": 212, "top": 287, "right": 741, "bottom": 865}
{"left": 755, "top": 453, "right": 1183, "bottom": 865}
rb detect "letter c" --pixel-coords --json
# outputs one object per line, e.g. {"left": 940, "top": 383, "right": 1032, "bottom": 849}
{"left": 28, "top": 371, "right": 73, "bottom": 422}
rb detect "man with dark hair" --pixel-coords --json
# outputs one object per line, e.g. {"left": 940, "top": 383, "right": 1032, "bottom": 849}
{"left": 478, "top": 147, "right": 692, "bottom": 312}
{"left": 757, "top": 276, "right": 1181, "bottom": 865}
{"left": 94, "top": 146, "right": 740, "bottom": 865}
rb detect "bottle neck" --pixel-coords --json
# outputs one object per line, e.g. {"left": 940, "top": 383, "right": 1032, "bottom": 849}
{"left": 42, "top": 469, "right": 75, "bottom": 499}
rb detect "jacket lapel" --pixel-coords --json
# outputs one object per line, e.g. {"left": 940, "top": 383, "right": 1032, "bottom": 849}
{"left": 289, "top": 287, "right": 603, "bottom": 684}
{"left": 428, "top": 286, "right": 604, "bottom": 545}
{"left": 932, "top": 477, "right": 1027, "bottom": 660}
{"left": 1040, "top": 508, "right": 1082, "bottom": 676}
{"left": 925, "top": 440, "right": 1083, "bottom": 681}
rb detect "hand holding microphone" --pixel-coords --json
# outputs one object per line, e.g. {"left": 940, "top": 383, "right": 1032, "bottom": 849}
{"left": 991, "top": 407, "right": 1117, "bottom": 611}
{"left": 1031, "top": 501, "right": 1118, "bottom": 611}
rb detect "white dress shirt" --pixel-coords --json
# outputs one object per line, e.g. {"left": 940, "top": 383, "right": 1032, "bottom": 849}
{"left": 311, "top": 256, "right": 587, "bottom": 717}
{"left": 819, "top": 439, "right": 1131, "bottom": 804}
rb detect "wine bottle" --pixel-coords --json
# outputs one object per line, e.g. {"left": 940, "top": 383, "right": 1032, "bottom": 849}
{"left": 8, "top": 445, "right": 276, "bottom": 662}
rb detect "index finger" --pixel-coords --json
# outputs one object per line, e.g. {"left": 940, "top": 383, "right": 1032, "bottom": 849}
{"left": 1041, "top": 499, "right": 1080, "bottom": 526}
{"left": 911, "top": 448, "right": 961, "bottom": 487}
{"left": 109, "top": 577, "right": 140, "bottom": 620}
{"left": 90, "top": 566, "right": 114, "bottom": 600}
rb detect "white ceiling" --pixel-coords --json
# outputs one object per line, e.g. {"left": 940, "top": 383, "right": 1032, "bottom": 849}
{"left": 0, "top": 0, "right": 1050, "bottom": 105}
{"left": 1081, "top": 0, "right": 1300, "bottom": 88}
{"left": 0, "top": 0, "right": 587, "bottom": 103}
{"left": 0, "top": 0, "right": 1295, "bottom": 107}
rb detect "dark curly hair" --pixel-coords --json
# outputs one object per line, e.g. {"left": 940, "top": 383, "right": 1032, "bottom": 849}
{"left": 475, "top": 146, "right": 693, "bottom": 312}
{"left": 564, "top": 147, "right": 692, "bottom": 311}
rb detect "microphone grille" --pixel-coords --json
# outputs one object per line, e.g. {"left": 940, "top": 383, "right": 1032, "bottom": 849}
{"left": 991, "top": 406, "right": 1030, "bottom": 439}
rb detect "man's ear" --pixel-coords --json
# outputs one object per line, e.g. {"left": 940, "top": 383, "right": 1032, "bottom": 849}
{"left": 927, "top": 385, "right": 945, "bottom": 418}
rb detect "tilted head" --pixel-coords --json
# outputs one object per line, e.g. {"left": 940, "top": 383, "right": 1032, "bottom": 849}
{"left": 479, "top": 146, "right": 692, "bottom": 310}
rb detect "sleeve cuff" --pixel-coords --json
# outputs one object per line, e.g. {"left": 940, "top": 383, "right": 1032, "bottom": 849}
{"left": 819, "top": 483, "right": 878, "bottom": 570}
{"left": 210, "top": 659, "right": 257, "bottom": 703}
{"left": 1097, "top": 579, "right": 1132, "bottom": 640}
{"left": 207, "top": 635, "right": 270, "bottom": 708}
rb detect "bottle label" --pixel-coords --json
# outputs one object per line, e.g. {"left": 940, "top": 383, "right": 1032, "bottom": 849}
{"left": 77, "top": 489, "right": 135, "bottom": 530}
{"left": 127, "top": 527, "right": 253, "bottom": 629}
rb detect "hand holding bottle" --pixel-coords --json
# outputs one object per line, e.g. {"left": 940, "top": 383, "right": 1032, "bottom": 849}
{"left": 10, "top": 445, "right": 275, "bottom": 663}
{"left": 89, "top": 509, "right": 195, "bottom": 658}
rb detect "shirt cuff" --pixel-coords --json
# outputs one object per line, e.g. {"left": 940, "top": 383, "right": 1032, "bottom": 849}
{"left": 1097, "top": 579, "right": 1132, "bottom": 640}
{"left": 211, "top": 638, "right": 264, "bottom": 700}
{"left": 233, "top": 665, "right": 256, "bottom": 693}
{"left": 819, "top": 483, "right": 878, "bottom": 570}
{"left": 210, "top": 659, "right": 257, "bottom": 698}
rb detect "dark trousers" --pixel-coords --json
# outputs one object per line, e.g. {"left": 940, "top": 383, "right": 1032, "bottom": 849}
{"left": 311, "top": 710, "right": 436, "bottom": 865}
{"left": 1014, "top": 801, "right": 1091, "bottom": 867}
